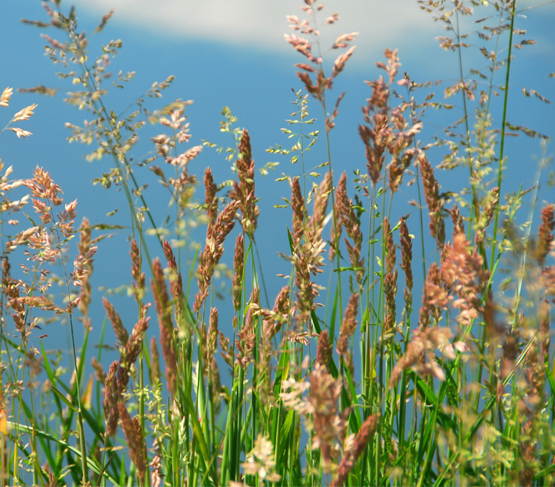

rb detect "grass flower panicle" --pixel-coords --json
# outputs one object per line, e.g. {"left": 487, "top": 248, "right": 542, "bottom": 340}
{"left": 232, "top": 234, "right": 245, "bottom": 312}
{"left": 399, "top": 218, "right": 413, "bottom": 307}
{"left": 151, "top": 258, "right": 178, "bottom": 396}
{"left": 194, "top": 200, "right": 238, "bottom": 313}
{"left": 230, "top": 129, "right": 259, "bottom": 239}
{"left": 118, "top": 402, "right": 148, "bottom": 486}
{"left": 537, "top": 204, "right": 555, "bottom": 267}
{"left": 419, "top": 153, "right": 446, "bottom": 248}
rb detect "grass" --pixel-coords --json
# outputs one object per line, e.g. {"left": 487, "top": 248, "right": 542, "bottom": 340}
{"left": 0, "top": 0, "right": 554, "bottom": 485}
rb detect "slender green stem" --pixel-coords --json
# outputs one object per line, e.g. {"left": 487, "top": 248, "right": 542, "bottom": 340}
{"left": 491, "top": 0, "right": 517, "bottom": 266}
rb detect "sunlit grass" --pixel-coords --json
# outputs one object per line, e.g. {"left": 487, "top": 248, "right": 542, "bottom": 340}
{"left": 0, "top": 1, "right": 554, "bottom": 486}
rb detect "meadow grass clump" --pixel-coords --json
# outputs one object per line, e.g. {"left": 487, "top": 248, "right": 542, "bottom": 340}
{"left": 0, "top": 0, "right": 554, "bottom": 486}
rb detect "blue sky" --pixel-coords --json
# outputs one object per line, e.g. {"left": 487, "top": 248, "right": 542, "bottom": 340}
{"left": 1, "top": 0, "right": 555, "bottom": 351}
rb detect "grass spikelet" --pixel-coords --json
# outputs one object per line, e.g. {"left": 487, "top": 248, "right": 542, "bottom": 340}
{"left": 308, "top": 363, "right": 349, "bottom": 474}
{"left": 114, "top": 316, "right": 148, "bottom": 405}
{"left": 390, "top": 327, "right": 452, "bottom": 387}
{"left": 230, "top": 129, "right": 259, "bottom": 238}
{"left": 45, "top": 466, "right": 57, "bottom": 487}
{"left": 358, "top": 70, "right": 389, "bottom": 186}
{"left": 130, "top": 239, "right": 145, "bottom": 305}
{"left": 384, "top": 217, "right": 395, "bottom": 276}
{"left": 194, "top": 200, "right": 239, "bottom": 313}
{"left": 24, "top": 167, "right": 62, "bottom": 206}
{"left": 232, "top": 235, "right": 244, "bottom": 312}
{"left": 76, "top": 217, "right": 92, "bottom": 321}
{"left": 336, "top": 172, "right": 364, "bottom": 284}
{"left": 540, "top": 299, "right": 550, "bottom": 363}
{"left": 3, "top": 262, "right": 26, "bottom": 338}
{"left": 103, "top": 360, "right": 119, "bottom": 437}
{"left": 500, "top": 330, "right": 519, "bottom": 384}
{"left": 151, "top": 258, "right": 177, "bottom": 395}
{"left": 440, "top": 233, "right": 487, "bottom": 328}
{"left": 149, "top": 441, "right": 163, "bottom": 487}
{"left": 337, "top": 293, "right": 359, "bottom": 375}
{"left": 207, "top": 307, "right": 219, "bottom": 367}
{"left": 541, "top": 266, "right": 555, "bottom": 296}
{"left": 537, "top": 204, "right": 554, "bottom": 267}
{"left": 262, "top": 285, "right": 291, "bottom": 340}
{"left": 102, "top": 297, "right": 129, "bottom": 349}
{"left": 422, "top": 263, "right": 447, "bottom": 326}
{"left": 242, "top": 434, "right": 281, "bottom": 483}
{"left": 399, "top": 218, "right": 413, "bottom": 308}
{"left": 117, "top": 402, "right": 148, "bottom": 486}
{"left": 124, "top": 317, "right": 149, "bottom": 367}
{"left": 204, "top": 167, "right": 218, "bottom": 226}
{"left": 316, "top": 329, "right": 332, "bottom": 370}
{"left": 311, "top": 171, "right": 332, "bottom": 237}
{"left": 236, "top": 289, "right": 258, "bottom": 368}
{"left": 418, "top": 153, "right": 445, "bottom": 247}
{"left": 219, "top": 330, "right": 233, "bottom": 368}
{"left": 91, "top": 357, "right": 106, "bottom": 384}
{"left": 329, "top": 174, "right": 344, "bottom": 262}
{"left": 383, "top": 269, "right": 398, "bottom": 339}
{"left": 150, "top": 337, "right": 161, "bottom": 386}
{"left": 291, "top": 176, "right": 305, "bottom": 243}
{"left": 475, "top": 186, "right": 499, "bottom": 244}
{"left": 331, "top": 413, "right": 380, "bottom": 487}
{"left": 290, "top": 175, "right": 327, "bottom": 320}
{"left": 162, "top": 239, "right": 184, "bottom": 324}
{"left": 449, "top": 204, "right": 465, "bottom": 237}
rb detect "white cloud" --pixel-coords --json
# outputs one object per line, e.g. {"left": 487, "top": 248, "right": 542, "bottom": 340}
{"left": 70, "top": 0, "right": 436, "bottom": 62}
{"left": 68, "top": 0, "right": 554, "bottom": 71}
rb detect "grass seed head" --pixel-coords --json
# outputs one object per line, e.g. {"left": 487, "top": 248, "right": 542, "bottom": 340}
{"left": 419, "top": 154, "right": 445, "bottom": 247}
{"left": 316, "top": 329, "right": 332, "bottom": 370}
{"left": 103, "top": 361, "right": 119, "bottom": 437}
{"left": 103, "top": 297, "right": 128, "bottom": 349}
{"left": 151, "top": 258, "right": 177, "bottom": 396}
{"left": 229, "top": 129, "right": 259, "bottom": 238}
{"left": 232, "top": 235, "right": 245, "bottom": 312}
{"left": 203, "top": 167, "right": 218, "bottom": 226}
{"left": 118, "top": 403, "right": 147, "bottom": 486}
{"left": 537, "top": 204, "right": 554, "bottom": 268}
{"left": 332, "top": 413, "right": 380, "bottom": 487}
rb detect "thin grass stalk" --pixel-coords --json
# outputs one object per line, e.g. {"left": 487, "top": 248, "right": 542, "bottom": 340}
{"left": 295, "top": 91, "right": 309, "bottom": 199}
{"left": 56, "top": 8, "right": 181, "bottom": 330}
{"left": 206, "top": 372, "right": 217, "bottom": 483}
{"left": 249, "top": 247, "right": 259, "bottom": 472}
{"left": 294, "top": 2, "right": 345, "bottom": 343}
{"left": 252, "top": 238, "right": 271, "bottom": 308}
{"left": 220, "top": 393, "right": 233, "bottom": 486}
{"left": 453, "top": 8, "right": 479, "bottom": 232}
{"left": 377, "top": 147, "right": 389, "bottom": 418}
{"left": 236, "top": 365, "right": 246, "bottom": 481}
{"left": 195, "top": 354, "right": 207, "bottom": 484}
{"left": 513, "top": 154, "right": 546, "bottom": 322}
{"left": 491, "top": 0, "right": 517, "bottom": 266}
{"left": 182, "top": 338, "right": 193, "bottom": 484}
{"left": 228, "top": 364, "right": 245, "bottom": 483}
{"left": 56, "top": 228, "right": 91, "bottom": 483}
{"left": 367, "top": 183, "right": 380, "bottom": 482}
{"left": 364, "top": 183, "right": 378, "bottom": 415}
{"left": 1, "top": 260, "right": 42, "bottom": 484}
{"left": 135, "top": 262, "right": 149, "bottom": 487}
